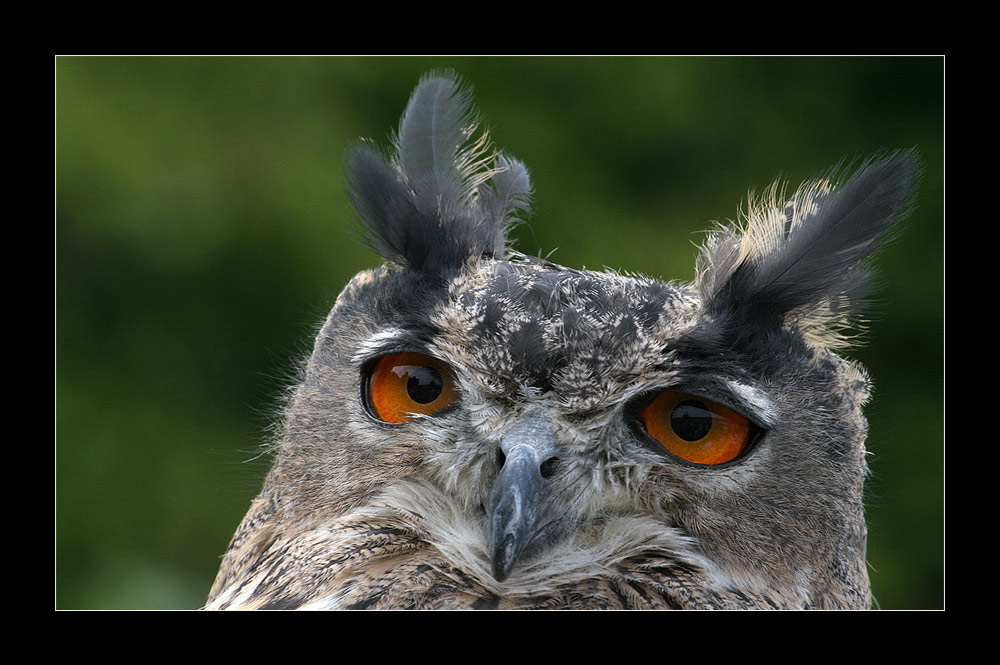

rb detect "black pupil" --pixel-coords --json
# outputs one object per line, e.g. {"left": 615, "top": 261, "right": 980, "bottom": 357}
{"left": 670, "top": 400, "right": 714, "bottom": 441}
{"left": 406, "top": 366, "right": 443, "bottom": 404}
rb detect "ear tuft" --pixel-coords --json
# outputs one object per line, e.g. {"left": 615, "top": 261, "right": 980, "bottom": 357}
{"left": 695, "top": 149, "right": 920, "bottom": 348}
{"left": 346, "top": 71, "right": 532, "bottom": 281}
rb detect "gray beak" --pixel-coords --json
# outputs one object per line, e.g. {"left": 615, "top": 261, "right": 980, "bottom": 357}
{"left": 489, "top": 411, "right": 559, "bottom": 582}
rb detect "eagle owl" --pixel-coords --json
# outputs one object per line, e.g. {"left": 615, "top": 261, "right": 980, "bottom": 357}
{"left": 206, "top": 72, "right": 917, "bottom": 610}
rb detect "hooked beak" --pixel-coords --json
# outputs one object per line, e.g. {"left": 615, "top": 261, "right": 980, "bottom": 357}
{"left": 489, "top": 411, "right": 559, "bottom": 582}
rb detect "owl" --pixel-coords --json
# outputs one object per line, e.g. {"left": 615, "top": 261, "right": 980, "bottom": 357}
{"left": 206, "top": 72, "right": 917, "bottom": 610}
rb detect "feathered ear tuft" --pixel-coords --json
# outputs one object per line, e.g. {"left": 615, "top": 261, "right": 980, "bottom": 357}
{"left": 695, "top": 149, "right": 920, "bottom": 349}
{"left": 346, "top": 71, "right": 532, "bottom": 281}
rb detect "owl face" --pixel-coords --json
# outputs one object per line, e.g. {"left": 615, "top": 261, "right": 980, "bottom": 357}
{"left": 286, "top": 249, "right": 871, "bottom": 600}
{"left": 208, "top": 72, "right": 915, "bottom": 610}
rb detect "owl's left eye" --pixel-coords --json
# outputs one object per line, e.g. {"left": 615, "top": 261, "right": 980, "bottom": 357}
{"left": 363, "top": 353, "right": 458, "bottom": 423}
{"left": 636, "top": 391, "right": 754, "bottom": 466}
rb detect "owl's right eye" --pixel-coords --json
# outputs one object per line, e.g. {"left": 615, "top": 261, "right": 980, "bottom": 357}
{"left": 363, "top": 353, "right": 458, "bottom": 423}
{"left": 636, "top": 391, "right": 754, "bottom": 466}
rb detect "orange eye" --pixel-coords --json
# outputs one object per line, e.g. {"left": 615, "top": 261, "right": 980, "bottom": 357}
{"left": 639, "top": 392, "right": 752, "bottom": 466}
{"left": 364, "top": 353, "right": 458, "bottom": 423}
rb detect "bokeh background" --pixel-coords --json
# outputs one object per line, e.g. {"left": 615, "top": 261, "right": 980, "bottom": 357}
{"left": 56, "top": 56, "right": 943, "bottom": 610}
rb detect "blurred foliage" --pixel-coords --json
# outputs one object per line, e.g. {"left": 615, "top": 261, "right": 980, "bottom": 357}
{"left": 56, "top": 56, "right": 943, "bottom": 610}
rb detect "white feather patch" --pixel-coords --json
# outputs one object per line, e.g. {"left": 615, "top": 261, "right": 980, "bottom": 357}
{"left": 351, "top": 328, "right": 407, "bottom": 365}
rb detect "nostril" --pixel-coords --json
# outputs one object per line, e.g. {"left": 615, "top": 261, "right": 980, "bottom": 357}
{"left": 496, "top": 448, "right": 506, "bottom": 468}
{"left": 539, "top": 456, "right": 559, "bottom": 479}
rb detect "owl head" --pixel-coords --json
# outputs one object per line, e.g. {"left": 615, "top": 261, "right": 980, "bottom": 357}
{"left": 209, "top": 72, "right": 917, "bottom": 610}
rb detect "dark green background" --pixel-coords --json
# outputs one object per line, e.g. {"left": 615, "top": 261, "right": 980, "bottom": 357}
{"left": 56, "top": 56, "right": 943, "bottom": 610}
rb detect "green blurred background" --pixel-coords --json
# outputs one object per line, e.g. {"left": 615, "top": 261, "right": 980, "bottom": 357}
{"left": 55, "top": 56, "right": 943, "bottom": 610}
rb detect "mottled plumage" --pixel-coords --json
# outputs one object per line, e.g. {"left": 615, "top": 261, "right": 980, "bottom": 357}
{"left": 207, "top": 72, "right": 917, "bottom": 610}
